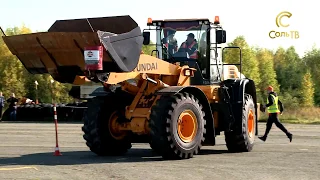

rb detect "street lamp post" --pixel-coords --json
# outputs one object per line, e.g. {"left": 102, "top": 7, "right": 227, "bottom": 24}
{"left": 35, "top": 80, "right": 38, "bottom": 104}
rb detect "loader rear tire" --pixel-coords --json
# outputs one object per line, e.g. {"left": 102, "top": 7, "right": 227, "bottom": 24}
{"left": 149, "top": 92, "right": 206, "bottom": 159}
{"left": 82, "top": 93, "right": 132, "bottom": 156}
{"left": 225, "top": 94, "right": 256, "bottom": 152}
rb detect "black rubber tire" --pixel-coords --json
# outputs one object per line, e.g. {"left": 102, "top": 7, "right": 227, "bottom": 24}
{"left": 225, "top": 94, "right": 256, "bottom": 152}
{"left": 82, "top": 93, "right": 133, "bottom": 156}
{"left": 149, "top": 92, "right": 206, "bottom": 159}
{"left": 149, "top": 140, "right": 159, "bottom": 153}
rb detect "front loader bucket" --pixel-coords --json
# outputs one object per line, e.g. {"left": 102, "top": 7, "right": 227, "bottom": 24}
{"left": 2, "top": 15, "right": 143, "bottom": 84}
{"left": 97, "top": 28, "right": 143, "bottom": 72}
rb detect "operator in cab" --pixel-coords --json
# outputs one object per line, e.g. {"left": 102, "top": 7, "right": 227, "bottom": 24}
{"left": 163, "top": 29, "right": 178, "bottom": 55}
{"left": 178, "top": 33, "right": 198, "bottom": 59}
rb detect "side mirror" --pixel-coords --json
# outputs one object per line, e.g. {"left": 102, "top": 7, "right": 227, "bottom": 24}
{"left": 142, "top": 32, "right": 150, "bottom": 45}
{"left": 216, "top": 30, "right": 226, "bottom": 44}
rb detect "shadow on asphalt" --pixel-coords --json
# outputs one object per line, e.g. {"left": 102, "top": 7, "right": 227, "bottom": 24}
{"left": 0, "top": 148, "right": 230, "bottom": 166}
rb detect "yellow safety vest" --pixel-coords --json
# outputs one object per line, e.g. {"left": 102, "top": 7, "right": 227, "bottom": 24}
{"left": 267, "top": 94, "right": 280, "bottom": 113}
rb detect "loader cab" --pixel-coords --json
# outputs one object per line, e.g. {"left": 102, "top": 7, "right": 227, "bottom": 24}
{"left": 143, "top": 17, "right": 230, "bottom": 85}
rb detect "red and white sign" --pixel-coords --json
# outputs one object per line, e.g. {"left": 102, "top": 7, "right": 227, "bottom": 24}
{"left": 84, "top": 46, "right": 103, "bottom": 70}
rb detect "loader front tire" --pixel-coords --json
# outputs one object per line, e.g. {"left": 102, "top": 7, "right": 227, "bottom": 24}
{"left": 149, "top": 92, "right": 206, "bottom": 159}
{"left": 225, "top": 94, "right": 256, "bottom": 152}
{"left": 82, "top": 94, "right": 132, "bottom": 156}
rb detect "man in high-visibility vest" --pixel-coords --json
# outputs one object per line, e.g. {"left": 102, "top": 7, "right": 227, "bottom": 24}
{"left": 178, "top": 33, "right": 198, "bottom": 59}
{"left": 258, "top": 86, "right": 293, "bottom": 142}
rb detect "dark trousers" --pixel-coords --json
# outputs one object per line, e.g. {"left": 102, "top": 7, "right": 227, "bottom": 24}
{"left": 263, "top": 113, "right": 291, "bottom": 137}
{"left": 9, "top": 110, "right": 16, "bottom": 121}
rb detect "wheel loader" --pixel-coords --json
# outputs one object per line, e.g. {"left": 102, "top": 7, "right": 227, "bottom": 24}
{"left": 1, "top": 15, "right": 259, "bottom": 159}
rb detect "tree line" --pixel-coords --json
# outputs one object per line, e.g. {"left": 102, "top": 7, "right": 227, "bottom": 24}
{"left": 223, "top": 36, "right": 318, "bottom": 108}
{"left": 1, "top": 26, "right": 319, "bottom": 109}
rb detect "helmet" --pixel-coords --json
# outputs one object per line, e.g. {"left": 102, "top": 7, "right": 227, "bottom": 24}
{"left": 266, "top": 86, "right": 273, "bottom": 92}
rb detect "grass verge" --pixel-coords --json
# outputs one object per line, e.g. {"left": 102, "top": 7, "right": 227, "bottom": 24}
{"left": 258, "top": 106, "right": 320, "bottom": 124}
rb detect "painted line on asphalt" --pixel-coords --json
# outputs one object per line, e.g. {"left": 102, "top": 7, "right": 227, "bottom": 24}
{"left": 0, "top": 166, "right": 38, "bottom": 171}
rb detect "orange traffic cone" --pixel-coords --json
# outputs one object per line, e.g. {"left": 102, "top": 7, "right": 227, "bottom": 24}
{"left": 54, "top": 145, "right": 62, "bottom": 156}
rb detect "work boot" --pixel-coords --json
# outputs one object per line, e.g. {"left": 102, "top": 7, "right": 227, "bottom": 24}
{"left": 287, "top": 133, "right": 293, "bottom": 142}
{"left": 258, "top": 136, "right": 267, "bottom": 142}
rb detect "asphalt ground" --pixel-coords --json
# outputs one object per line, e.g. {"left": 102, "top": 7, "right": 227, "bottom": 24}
{"left": 0, "top": 122, "right": 319, "bottom": 180}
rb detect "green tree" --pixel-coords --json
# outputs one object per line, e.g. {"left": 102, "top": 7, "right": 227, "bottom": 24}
{"left": 273, "top": 47, "right": 289, "bottom": 90}
{"left": 224, "top": 36, "right": 261, "bottom": 83}
{"left": 273, "top": 46, "right": 310, "bottom": 107}
{"left": 274, "top": 46, "right": 304, "bottom": 94}
{"left": 142, "top": 41, "right": 156, "bottom": 56}
{"left": 300, "top": 70, "right": 315, "bottom": 107}
{"left": 283, "top": 46, "right": 304, "bottom": 91}
{"left": 223, "top": 36, "right": 261, "bottom": 99}
{"left": 302, "top": 46, "right": 320, "bottom": 105}
{"left": 0, "top": 26, "right": 32, "bottom": 98}
{"left": 256, "top": 48, "right": 280, "bottom": 100}
{"left": 273, "top": 47, "right": 289, "bottom": 93}
{"left": 273, "top": 47, "right": 286, "bottom": 73}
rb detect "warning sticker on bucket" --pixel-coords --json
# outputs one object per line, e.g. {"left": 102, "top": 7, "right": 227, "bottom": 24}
{"left": 84, "top": 50, "right": 99, "bottom": 64}
{"left": 84, "top": 46, "right": 103, "bottom": 70}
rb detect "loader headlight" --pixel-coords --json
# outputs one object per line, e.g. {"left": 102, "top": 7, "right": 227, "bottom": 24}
{"left": 183, "top": 68, "right": 194, "bottom": 77}
{"left": 184, "top": 69, "right": 191, "bottom": 76}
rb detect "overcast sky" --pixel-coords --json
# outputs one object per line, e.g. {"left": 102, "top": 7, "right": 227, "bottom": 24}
{"left": 0, "top": 0, "right": 316, "bottom": 57}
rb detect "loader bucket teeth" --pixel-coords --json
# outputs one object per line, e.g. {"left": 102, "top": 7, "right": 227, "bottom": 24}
{"left": 1, "top": 15, "right": 142, "bottom": 83}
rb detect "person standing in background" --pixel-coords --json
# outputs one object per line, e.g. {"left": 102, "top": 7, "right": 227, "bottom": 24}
{"left": 0, "top": 92, "right": 4, "bottom": 120}
{"left": 6, "top": 93, "right": 19, "bottom": 121}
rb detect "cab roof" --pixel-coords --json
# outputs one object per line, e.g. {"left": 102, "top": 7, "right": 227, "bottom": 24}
{"left": 151, "top": 18, "right": 210, "bottom": 23}
{"left": 147, "top": 18, "right": 211, "bottom": 30}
